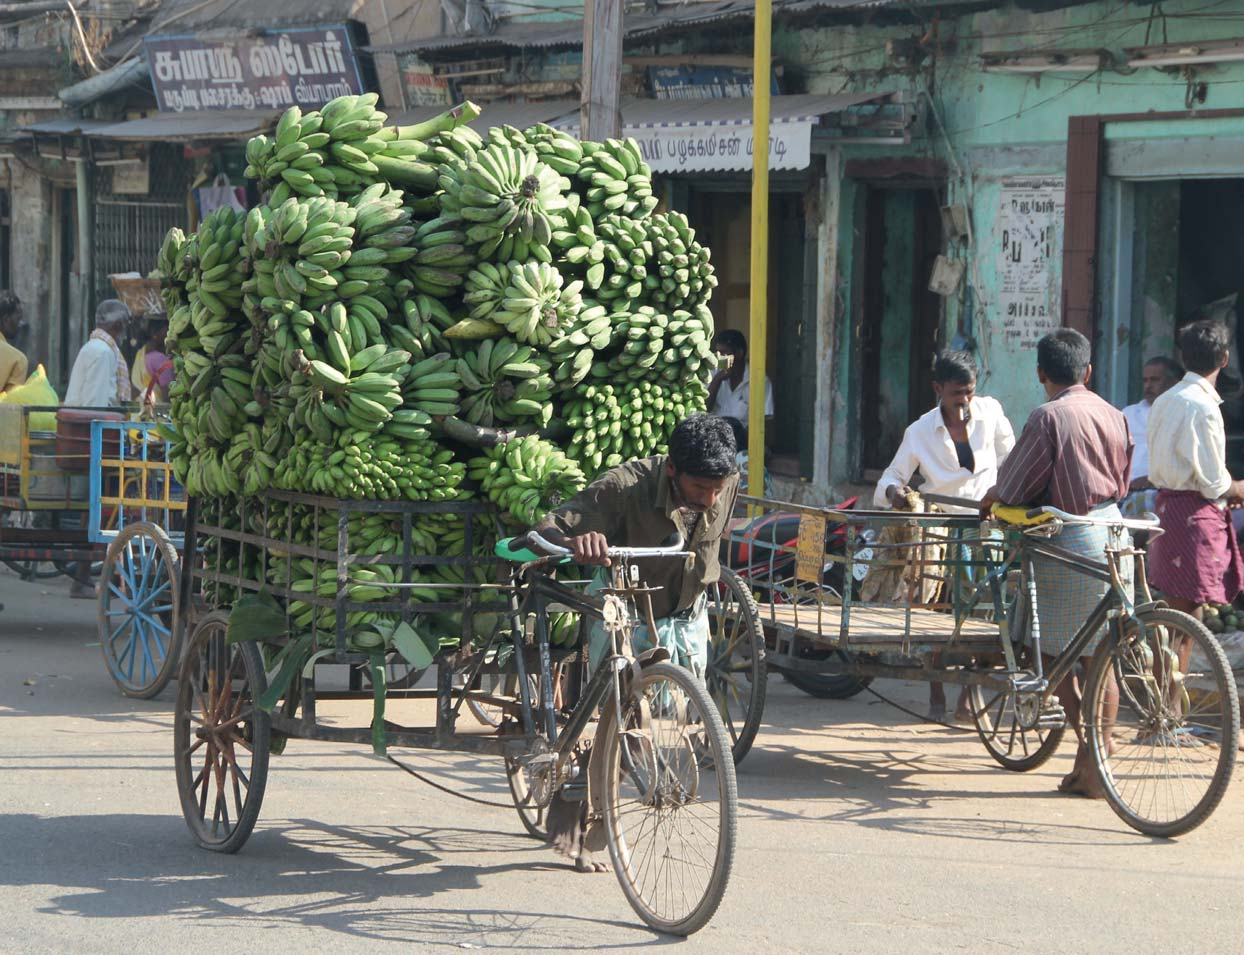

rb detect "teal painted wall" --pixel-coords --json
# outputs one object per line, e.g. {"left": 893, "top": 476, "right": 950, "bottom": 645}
{"left": 773, "top": 0, "right": 1244, "bottom": 484}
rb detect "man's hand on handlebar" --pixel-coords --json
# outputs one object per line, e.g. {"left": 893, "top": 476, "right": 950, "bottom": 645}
{"left": 566, "top": 531, "right": 611, "bottom": 567}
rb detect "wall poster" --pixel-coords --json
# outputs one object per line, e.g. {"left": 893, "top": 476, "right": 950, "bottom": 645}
{"left": 996, "top": 176, "right": 1065, "bottom": 348}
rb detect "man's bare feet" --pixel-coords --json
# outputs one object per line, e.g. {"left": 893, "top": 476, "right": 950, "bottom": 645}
{"left": 574, "top": 853, "right": 609, "bottom": 873}
{"left": 1057, "top": 768, "right": 1104, "bottom": 799}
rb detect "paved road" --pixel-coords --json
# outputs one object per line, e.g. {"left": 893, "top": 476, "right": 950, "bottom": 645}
{"left": 2, "top": 567, "right": 1241, "bottom": 954}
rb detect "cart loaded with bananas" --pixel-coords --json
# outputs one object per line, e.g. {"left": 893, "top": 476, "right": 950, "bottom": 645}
{"left": 162, "top": 93, "right": 738, "bottom": 931}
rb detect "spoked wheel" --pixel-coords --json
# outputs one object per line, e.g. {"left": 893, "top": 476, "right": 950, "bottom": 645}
{"left": 504, "top": 658, "right": 583, "bottom": 839}
{"left": 602, "top": 661, "right": 737, "bottom": 936}
{"left": 174, "top": 611, "right": 270, "bottom": 853}
{"left": 967, "top": 671, "right": 1065, "bottom": 772}
{"left": 784, "top": 647, "right": 874, "bottom": 700}
{"left": 707, "top": 567, "right": 766, "bottom": 764}
{"left": 98, "top": 521, "right": 182, "bottom": 699}
{"left": 1084, "top": 609, "right": 1239, "bottom": 837}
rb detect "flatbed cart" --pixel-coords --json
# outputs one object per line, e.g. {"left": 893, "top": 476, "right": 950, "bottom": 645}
{"left": 89, "top": 416, "right": 187, "bottom": 698}
{"left": 716, "top": 494, "right": 1240, "bottom": 837}
{"left": 0, "top": 403, "right": 117, "bottom": 590}
{"left": 172, "top": 490, "right": 737, "bottom": 935}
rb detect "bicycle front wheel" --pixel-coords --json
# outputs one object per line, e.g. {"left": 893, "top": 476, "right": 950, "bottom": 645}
{"left": 1084, "top": 608, "right": 1239, "bottom": 837}
{"left": 602, "top": 661, "right": 737, "bottom": 935}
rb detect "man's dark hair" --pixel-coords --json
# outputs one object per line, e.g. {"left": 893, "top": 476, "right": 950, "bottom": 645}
{"left": 711, "top": 329, "right": 747, "bottom": 354}
{"left": 1178, "top": 320, "right": 1231, "bottom": 375}
{"left": 722, "top": 415, "right": 747, "bottom": 449}
{"left": 1037, "top": 328, "right": 1091, "bottom": 386}
{"left": 1144, "top": 355, "right": 1184, "bottom": 380}
{"left": 0, "top": 291, "right": 20, "bottom": 323}
{"left": 932, "top": 349, "right": 977, "bottom": 386}
{"left": 145, "top": 314, "right": 169, "bottom": 340}
{"left": 669, "top": 413, "right": 737, "bottom": 478}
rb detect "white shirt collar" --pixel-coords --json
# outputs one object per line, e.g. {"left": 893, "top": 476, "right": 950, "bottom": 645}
{"left": 930, "top": 396, "right": 976, "bottom": 433}
{"left": 1184, "top": 371, "right": 1223, "bottom": 405}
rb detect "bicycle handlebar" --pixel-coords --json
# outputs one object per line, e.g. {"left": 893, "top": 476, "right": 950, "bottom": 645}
{"left": 526, "top": 530, "right": 692, "bottom": 561}
{"left": 1023, "top": 505, "right": 1163, "bottom": 535}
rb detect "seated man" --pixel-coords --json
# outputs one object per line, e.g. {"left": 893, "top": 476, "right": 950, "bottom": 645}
{"left": 524, "top": 413, "right": 739, "bottom": 872}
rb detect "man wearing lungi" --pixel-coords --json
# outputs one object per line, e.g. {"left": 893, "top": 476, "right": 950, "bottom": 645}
{"left": 980, "top": 328, "right": 1133, "bottom": 798}
{"left": 1146, "top": 321, "right": 1244, "bottom": 703}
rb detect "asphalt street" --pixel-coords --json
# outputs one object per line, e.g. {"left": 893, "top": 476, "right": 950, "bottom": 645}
{"left": 2, "top": 566, "right": 1241, "bottom": 954}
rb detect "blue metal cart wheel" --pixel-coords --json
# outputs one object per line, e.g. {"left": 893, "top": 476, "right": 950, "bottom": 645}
{"left": 98, "top": 521, "right": 182, "bottom": 699}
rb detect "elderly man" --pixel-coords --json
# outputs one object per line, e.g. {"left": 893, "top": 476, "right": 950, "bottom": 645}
{"left": 0, "top": 291, "right": 29, "bottom": 391}
{"left": 980, "top": 328, "right": 1133, "bottom": 799}
{"left": 1120, "top": 356, "right": 1183, "bottom": 516}
{"left": 65, "top": 300, "right": 131, "bottom": 407}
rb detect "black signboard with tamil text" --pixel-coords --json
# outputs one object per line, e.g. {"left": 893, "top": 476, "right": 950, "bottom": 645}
{"left": 144, "top": 25, "right": 365, "bottom": 113}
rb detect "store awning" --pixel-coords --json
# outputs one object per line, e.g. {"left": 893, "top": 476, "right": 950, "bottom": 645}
{"left": 553, "top": 92, "right": 890, "bottom": 173}
{"left": 84, "top": 110, "right": 279, "bottom": 142}
{"left": 21, "top": 117, "right": 111, "bottom": 136}
{"left": 391, "top": 99, "right": 579, "bottom": 134}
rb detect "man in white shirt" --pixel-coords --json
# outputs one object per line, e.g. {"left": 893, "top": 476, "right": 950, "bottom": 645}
{"left": 1148, "top": 320, "right": 1244, "bottom": 619}
{"left": 874, "top": 350, "right": 1016, "bottom": 514}
{"left": 1120, "top": 356, "right": 1182, "bottom": 493}
{"left": 873, "top": 350, "right": 1016, "bottom": 721}
{"left": 707, "top": 330, "right": 774, "bottom": 433}
{"left": 64, "top": 300, "right": 131, "bottom": 407}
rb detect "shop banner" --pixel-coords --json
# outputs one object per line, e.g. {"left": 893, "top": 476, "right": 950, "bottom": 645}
{"left": 630, "top": 120, "right": 811, "bottom": 174}
{"left": 996, "top": 176, "right": 1065, "bottom": 348}
{"left": 145, "top": 26, "right": 364, "bottom": 113}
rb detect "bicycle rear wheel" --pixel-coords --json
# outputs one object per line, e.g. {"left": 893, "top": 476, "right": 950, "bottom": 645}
{"left": 1084, "top": 609, "right": 1239, "bottom": 837}
{"left": 601, "top": 661, "right": 737, "bottom": 935}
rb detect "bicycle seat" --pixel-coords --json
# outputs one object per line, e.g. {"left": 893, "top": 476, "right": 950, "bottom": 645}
{"left": 494, "top": 536, "right": 571, "bottom": 564}
{"left": 991, "top": 504, "right": 1055, "bottom": 527}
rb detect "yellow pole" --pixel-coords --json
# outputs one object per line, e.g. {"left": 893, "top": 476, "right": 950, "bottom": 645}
{"left": 747, "top": 0, "right": 771, "bottom": 501}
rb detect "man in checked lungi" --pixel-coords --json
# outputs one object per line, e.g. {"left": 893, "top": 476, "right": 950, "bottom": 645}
{"left": 1146, "top": 320, "right": 1244, "bottom": 746}
{"left": 980, "top": 329, "right": 1133, "bottom": 798}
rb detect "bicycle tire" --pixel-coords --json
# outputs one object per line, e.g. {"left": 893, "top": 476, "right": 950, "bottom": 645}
{"left": 1084, "top": 608, "right": 1239, "bottom": 837}
{"left": 707, "top": 567, "right": 767, "bottom": 764}
{"left": 602, "top": 661, "right": 737, "bottom": 935}
{"left": 968, "top": 674, "right": 1065, "bottom": 772}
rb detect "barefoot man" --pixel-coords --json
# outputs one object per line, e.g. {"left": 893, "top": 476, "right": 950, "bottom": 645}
{"left": 980, "top": 329, "right": 1133, "bottom": 798}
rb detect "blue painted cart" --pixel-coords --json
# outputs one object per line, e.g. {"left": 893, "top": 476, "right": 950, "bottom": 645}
{"left": 90, "top": 417, "right": 187, "bottom": 698}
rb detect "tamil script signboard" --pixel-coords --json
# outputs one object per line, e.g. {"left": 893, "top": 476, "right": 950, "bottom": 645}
{"left": 144, "top": 26, "right": 365, "bottom": 112}
{"left": 630, "top": 120, "right": 811, "bottom": 174}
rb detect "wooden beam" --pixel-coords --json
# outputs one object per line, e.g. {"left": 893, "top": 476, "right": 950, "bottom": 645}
{"left": 581, "top": 0, "right": 623, "bottom": 140}
{"left": 623, "top": 54, "right": 758, "bottom": 68}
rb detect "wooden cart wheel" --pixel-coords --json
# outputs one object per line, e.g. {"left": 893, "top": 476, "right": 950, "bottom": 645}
{"left": 98, "top": 521, "right": 182, "bottom": 699}
{"left": 707, "top": 567, "right": 767, "bottom": 764}
{"left": 174, "top": 611, "right": 270, "bottom": 854}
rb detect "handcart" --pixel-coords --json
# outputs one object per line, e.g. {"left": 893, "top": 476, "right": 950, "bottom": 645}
{"left": 172, "top": 490, "right": 737, "bottom": 935}
{"left": 718, "top": 495, "right": 1239, "bottom": 838}
{"left": 89, "top": 416, "right": 187, "bottom": 698}
{"left": 0, "top": 404, "right": 113, "bottom": 590}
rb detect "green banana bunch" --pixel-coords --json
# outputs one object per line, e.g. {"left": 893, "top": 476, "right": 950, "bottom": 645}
{"left": 438, "top": 140, "right": 569, "bottom": 262}
{"left": 157, "top": 227, "right": 188, "bottom": 314}
{"left": 562, "top": 378, "right": 709, "bottom": 477}
{"left": 468, "top": 435, "right": 586, "bottom": 526}
{"left": 574, "top": 137, "right": 658, "bottom": 222}
{"left": 598, "top": 303, "right": 717, "bottom": 385}
{"left": 643, "top": 211, "right": 718, "bottom": 311}
{"left": 491, "top": 260, "right": 583, "bottom": 347}
{"left": 455, "top": 337, "right": 553, "bottom": 427}
{"left": 546, "top": 304, "right": 615, "bottom": 391}
{"left": 391, "top": 294, "right": 454, "bottom": 358}
{"left": 402, "top": 352, "right": 462, "bottom": 418}
{"left": 523, "top": 122, "right": 586, "bottom": 181}
{"left": 404, "top": 211, "right": 476, "bottom": 299}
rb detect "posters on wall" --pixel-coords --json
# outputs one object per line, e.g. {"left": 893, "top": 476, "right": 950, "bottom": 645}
{"left": 144, "top": 26, "right": 364, "bottom": 112}
{"left": 996, "top": 176, "right": 1065, "bottom": 348}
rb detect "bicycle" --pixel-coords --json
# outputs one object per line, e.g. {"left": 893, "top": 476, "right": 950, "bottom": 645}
{"left": 975, "top": 504, "right": 1239, "bottom": 837}
{"left": 494, "top": 530, "right": 738, "bottom": 934}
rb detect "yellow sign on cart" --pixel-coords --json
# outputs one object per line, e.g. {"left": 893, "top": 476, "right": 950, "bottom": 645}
{"left": 795, "top": 512, "right": 827, "bottom": 584}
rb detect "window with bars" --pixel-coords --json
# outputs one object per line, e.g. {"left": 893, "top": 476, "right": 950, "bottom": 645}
{"left": 93, "top": 142, "right": 190, "bottom": 306}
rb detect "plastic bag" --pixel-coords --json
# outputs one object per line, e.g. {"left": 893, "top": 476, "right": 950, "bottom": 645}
{"left": 196, "top": 173, "right": 245, "bottom": 217}
{"left": 2, "top": 364, "right": 60, "bottom": 431}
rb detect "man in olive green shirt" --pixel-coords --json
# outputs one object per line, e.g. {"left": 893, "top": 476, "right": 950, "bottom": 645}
{"left": 529, "top": 413, "right": 739, "bottom": 872}
{"left": 0, "top": 292, "right": 29, "bottom": 391}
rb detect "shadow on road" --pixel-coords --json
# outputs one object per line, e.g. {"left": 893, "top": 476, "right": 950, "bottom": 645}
{"left": 1, "top": 812, "right": 676, "bottom": 948}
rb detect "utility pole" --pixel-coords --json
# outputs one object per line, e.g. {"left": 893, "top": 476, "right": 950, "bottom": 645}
{"left": 747, "top": 0, "right": 771, "bottom": 501}
{"left": 580, "top": 0, "right": 623, "bottom": 140}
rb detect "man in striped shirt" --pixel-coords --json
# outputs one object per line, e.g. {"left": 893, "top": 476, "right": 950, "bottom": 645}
{"left": 980, "top": 328, "right": 1133, "bottom": 798}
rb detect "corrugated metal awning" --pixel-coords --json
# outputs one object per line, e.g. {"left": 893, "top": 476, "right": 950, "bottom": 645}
{"left": 553, "top": 93, "right": 891, "bottom": 173}
{"left": 85, "top": 110, "right": 279, "bottom": 141}
{"left": 391, "top": 99, "right": 579, "bottom": 134}
{"left": 22, "top": 117, "right": 112, "bottom": 136}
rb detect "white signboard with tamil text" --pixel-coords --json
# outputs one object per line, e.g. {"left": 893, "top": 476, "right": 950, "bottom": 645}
{"left": 629, "top": 120, "right": 811, "bottom": 174}
{"left": 996, "top": 176, "right": 1065, "bottom": 348}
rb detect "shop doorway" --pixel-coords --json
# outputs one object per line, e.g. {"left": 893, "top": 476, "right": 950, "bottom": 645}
{"left": 684, "top": 184, "right": 815, "bottom": 475}
{"left": 856, "top": 184, "right": 944, "bottom": 474}
{"left": 1122, "top": 177, "right": 1244, "bottom": 472}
